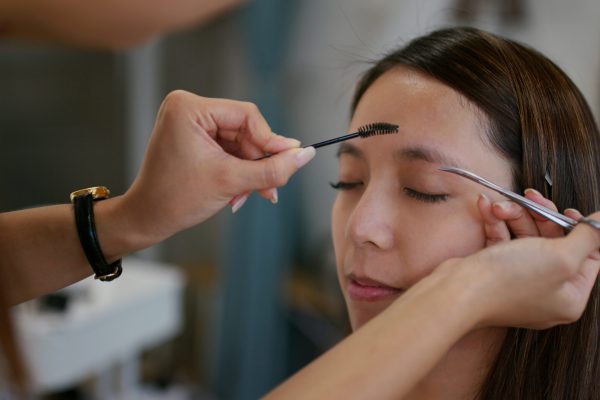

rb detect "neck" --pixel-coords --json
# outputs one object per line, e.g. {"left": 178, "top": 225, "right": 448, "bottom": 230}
{"left": 404, "top": 327, "right": 506, "bottom": 400}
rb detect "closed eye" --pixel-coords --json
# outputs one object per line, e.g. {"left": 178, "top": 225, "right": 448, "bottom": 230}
{"left": 330, "top": 181, "right": 363, "bottom": 191}
{"left": 403, "top": 188, "right": 448, "bottom": 203}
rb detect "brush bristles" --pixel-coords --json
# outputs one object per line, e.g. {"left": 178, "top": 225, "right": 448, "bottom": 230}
{"left": 357, "top": 122, "right": 399, "bottom": 137}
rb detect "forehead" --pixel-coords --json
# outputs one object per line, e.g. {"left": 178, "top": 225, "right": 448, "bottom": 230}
{"left": 349, "top": 67, "right": 495, "bottom": 170}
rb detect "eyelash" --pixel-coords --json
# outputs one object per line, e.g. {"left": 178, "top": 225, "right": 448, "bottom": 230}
{"left": 330, "top": 181, "right": 362, "bottom": 190}
{"left": 330, "top": 181, "right": 448, "bottom": 203}
{"left": 403, "top": 188, "right": 448, "bottom": 203}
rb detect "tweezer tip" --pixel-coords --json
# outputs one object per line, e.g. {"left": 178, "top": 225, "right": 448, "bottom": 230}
{"left": 438, "top": 165, "right": 463, "bottom": 173}
{"left": 438, "top": 166, "right": 476, "bottom": 180}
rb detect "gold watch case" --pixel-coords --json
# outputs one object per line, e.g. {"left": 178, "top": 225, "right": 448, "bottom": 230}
{"left": 70, "top": 186, "right": 110, "bottom": 203}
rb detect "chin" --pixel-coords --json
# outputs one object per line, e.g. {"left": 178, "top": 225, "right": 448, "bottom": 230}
{"left": 347, "top": 298, "right": 395, "bottom": 330}
{"left": 350, "top": 312, "right": 375, "bottom": 330}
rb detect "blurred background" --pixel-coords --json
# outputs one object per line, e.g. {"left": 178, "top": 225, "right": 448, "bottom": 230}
{"left": 2, "top": 0, "right": 599, "bottom": 398}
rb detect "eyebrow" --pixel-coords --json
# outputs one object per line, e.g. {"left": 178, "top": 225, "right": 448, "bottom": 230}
{"left": 337, "top": 142, "right": 467, "bottom": 169}
{"left": 395, "top": 146, "right": 466, "bottom": 169}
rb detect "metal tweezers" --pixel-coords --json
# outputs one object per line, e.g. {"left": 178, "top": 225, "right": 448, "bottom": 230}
{"left": 439, "top": 166, "right": 600, "bottom": 232}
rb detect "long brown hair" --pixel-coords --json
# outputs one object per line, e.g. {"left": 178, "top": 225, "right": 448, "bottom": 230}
{"left": 351, "top": 27, "right": 600, "bottom": 399}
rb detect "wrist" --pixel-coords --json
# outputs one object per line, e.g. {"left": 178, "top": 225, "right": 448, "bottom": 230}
{"left": 92, "top": 194, "right": 157, "bottom": 261}
{"left": 410, "top": 259, "right": 486, "bottom": 333}
{"left": 435, "top": 257, "right": 497, "bottom": 330}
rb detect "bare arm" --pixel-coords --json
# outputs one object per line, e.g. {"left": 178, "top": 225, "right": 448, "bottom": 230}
{"left": 266, "top": 268, "right": 476, "bottom": 399}
{"left": 0, "top": 197, "right": 144, "bottom": 305}
{"left": 267, "top": 214, "right": 600, "bottom": 399}
{"left": 0, "top": 92, "right": 313, "bottom": 306}
{"left": 0, "top": 0, "right": 245, "bottom": 49}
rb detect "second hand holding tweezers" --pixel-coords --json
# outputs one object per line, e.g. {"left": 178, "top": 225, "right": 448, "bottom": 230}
{"left": 439, "top": 166, "right": 600, "bottom": 231}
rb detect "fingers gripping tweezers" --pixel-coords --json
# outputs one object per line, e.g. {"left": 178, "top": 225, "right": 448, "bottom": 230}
{"left": 438, "top": 166, "right": 600, "bottom": 232}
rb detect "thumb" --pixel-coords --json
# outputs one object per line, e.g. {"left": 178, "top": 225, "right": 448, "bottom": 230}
{"left": 233, "top": 146, "right": 316, "bottom": 192}
{"left": 562, "top": 212, "right": 600, "bottom": 267}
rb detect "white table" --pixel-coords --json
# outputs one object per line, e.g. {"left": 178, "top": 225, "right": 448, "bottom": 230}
{"left": 14, "top": 257, "right": 184, "bottom": 399}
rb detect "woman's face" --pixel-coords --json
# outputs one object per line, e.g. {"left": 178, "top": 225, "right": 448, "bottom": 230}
{"left": 332, "top": 67, "right": 514, "bottom": 329}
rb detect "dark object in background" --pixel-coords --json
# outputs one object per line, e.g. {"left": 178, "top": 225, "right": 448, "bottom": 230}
{"left": 452, "top": 0, "right": 527, "bottom": 25}
{"left": 38, "top": 293, "right": 70, "bottom": 313}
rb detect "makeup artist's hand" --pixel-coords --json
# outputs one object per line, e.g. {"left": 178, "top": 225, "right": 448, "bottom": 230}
{"left": 436, "top": 211, "right": 600, "bottom": 330}
{"left": 120, "top": 90, "right": 315, "bottom": 248}
{"left": 477, "top": 189, "right": 570, "bottom": 245}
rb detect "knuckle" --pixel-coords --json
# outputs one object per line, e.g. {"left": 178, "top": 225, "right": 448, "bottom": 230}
{"left": 243, "top": 101, "right": 260, "bottom": 114}
{"left": 264, "top": 160, "right": 289, "bottom": 187}
{"left": 159, "top": 90, "right": 190, "bottom": 119}
{"left": 163, "top": 90, "right": 188, "bottom": 107}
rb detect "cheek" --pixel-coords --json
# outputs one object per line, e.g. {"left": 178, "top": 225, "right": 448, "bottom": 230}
{"left": 331, "top": 196, "right": 348, "bottom": 272}
{"left": 405, "top": 211, "right": 486, "bottom": 277}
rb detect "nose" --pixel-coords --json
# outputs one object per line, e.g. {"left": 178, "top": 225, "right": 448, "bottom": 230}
{"left": 347, "top": 185, "right": 395, "bottom": 250}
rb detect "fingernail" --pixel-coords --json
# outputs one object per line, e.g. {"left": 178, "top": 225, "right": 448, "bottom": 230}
{"left": 564, "top": 208, "right": 581, "bottom": 215}
{"left": 295, "top": 146, "right": 316, "bottom": 168}
{"left": 478, "top": 193, "right": 490, "bottom": 203}
{"left": 271, "top": 188, "right": 278, "bottom": 204}
{"left": 231, "top": 194, "right": 249, "bottom": 213}
{"left": 524, "top": 188, "right": 542, "bottom": 197}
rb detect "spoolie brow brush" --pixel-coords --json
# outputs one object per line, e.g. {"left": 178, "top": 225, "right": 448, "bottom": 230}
{"left": 307, "top": 122, "right": 399, "bottom": 149}
{"left": 255, "top": 122, "right": 399, "bottom": 160}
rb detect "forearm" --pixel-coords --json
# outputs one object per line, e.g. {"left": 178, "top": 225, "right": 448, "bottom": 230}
{"left": 266, "top": 269, "right": 478, "bottom": 399}
{"left": 0, "top": 195, "right": 151, "bottom": 305}
{"left": 0, "top": 0, "right": 245, "bottom": 49}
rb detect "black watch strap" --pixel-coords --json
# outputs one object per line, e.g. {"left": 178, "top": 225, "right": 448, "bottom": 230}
{"left": 71, "top": 188, "right": 122, "bottom": 281}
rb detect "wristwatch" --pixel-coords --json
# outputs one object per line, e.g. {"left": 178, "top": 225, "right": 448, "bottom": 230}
{"left": 70, "top": 186, "right": 122, "bottom": 281}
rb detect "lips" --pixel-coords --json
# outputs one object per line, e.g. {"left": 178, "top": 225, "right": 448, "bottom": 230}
{"left": 347, "top": 274, "right": 402, "bottom": 302}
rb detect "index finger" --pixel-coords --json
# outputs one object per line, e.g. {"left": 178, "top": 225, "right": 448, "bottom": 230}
{"left": 200, "top": 97, "right": 300, "bottom": 153}
{"left": 523, "top": 189, "right": 564, "bottom": 238}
